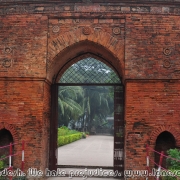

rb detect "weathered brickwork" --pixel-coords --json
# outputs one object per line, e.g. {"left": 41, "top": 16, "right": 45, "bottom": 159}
{"left": 0, "top": 0, "right": 180, "bottom": 176}
{"left": 125, "top": 81, "right": 180, "bottom": 169}
{"left": 125, "top": 14, "right": 180, "bottom": 79}
{"left": 0, "top": 80, "right": 48, "bottom": 169}
{"left": 0, "top": 15, "right": 47, "bottom": 78}
{"left": 41, "top": 82, "right": 51, "bottom": 170}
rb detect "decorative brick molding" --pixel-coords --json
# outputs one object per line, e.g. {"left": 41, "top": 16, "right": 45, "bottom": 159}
{"left": 0, "top": 122, "right": 18, "bottom": 143}
{"left": 47, "top": 28, "right": 124, "bottom": 82}
{"left": 82, "top": 26, "right": 91, "bottom": 35}
{"left": 163, "top": 47, "right": 172, "bottom": 56}
{"left": 150, "top": 125, "right": 180, "bottom": 146}
{"left": 0, "top": 2, "right": 180, "bottom": 16}
{"left": 52, "top": 26, "right": 60, "bottom": 33}
{"left": 163, "top": 59, "right": 171, "bottom": 68}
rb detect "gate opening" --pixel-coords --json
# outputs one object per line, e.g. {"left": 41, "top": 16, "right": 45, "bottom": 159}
{"left": 57, "top": 85, "right": 114, "bottom": 167}
{"left": 155, "top": 131, "right": 176, "bottom": 168}
{"left": 51, "top": 55, "right": 124, "bottom": 175}
{"left": 0, "top": 128, "right": 14, "bottom": 166}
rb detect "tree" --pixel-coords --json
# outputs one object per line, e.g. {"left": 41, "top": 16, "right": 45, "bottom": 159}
{"left": 58, "top": 57, "right": 119, "bottom": 130}
{"left": 81, "top": 86, "right": 113, "bottom": 131}
{"left": 58, "top": 86, "right": 84, "bottom": 127}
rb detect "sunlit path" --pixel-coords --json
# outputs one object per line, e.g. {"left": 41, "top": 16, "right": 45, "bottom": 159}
{"left": 57, "top": 135, "right": 113, "bottom": 167}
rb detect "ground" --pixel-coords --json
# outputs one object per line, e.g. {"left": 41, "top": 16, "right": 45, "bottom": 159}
{"left": 57, "top": 135, "right": 113, "bottom": 167}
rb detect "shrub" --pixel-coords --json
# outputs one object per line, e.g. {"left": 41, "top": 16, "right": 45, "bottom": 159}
{"left": 69, "top": 135, "right": 73, "bottom": 143}
{"left": 0, "top": 160, "right": 4, "bottom": 170}
{"left": 0, "top": 155, "right": 5, "bottom": 170}
{"left": 162, "top": 148, "right": 180, "bottom": 180}
{"left": 57, "top": 126, "right": 84, "bottom": 146}
{"left": 57, "top": 133, "right": 83, "bottom": 147}
{"left": 64, "top": 136, "right": 69, "bottom": 144}
{"left": 58, "top": 136, "right": 64, "bottom": 146}
{"left": 166, "top": 149, "right": 180, "bottom": 170}
{"left": 162, "top": 169, "right": 179, "bottom": 180}
{"left": 82, "top": 132, "right": 86, "bottom": 139}
{"left": 58, "top": 126, "right": 81, "bottom": 136}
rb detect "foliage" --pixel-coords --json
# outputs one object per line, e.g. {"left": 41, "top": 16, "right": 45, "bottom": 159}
{"left": 58, "top": 86, "right": 84, "bottom": 127}
{"left": 57, "top": 126, "right": 83, "bottom": 146}
{"left": 0, "top": 156, "right": 7, "bottom": 180}
{"left": 162, "top": 169, "right": 180, "bottom": 180}
{"left": 0, "top": 155, "right": 5, "bottom": 169}
{"left": 162, "top": 148, "right": 180, "bottom": 180}
{"left": 0, "top": 176, "right": 7, "bottom": 180}
{"left": 58, "top": 134, "right": 82, "bottom": 146}
{"left": 58, "top": 85, "right": 114, "bottom": 131}
{"left": 81, "top": 86, "right": 113, "bottom": 131}
{"left": 166, "top": 149, "right": 180, "bottom": 170}
{"left": 58, "top": 58, "right": 117, "bottom": 131}
{"left": 0, "top": 161, "right": 4, "bottom": 170}
{"left": 0, "top": 175, "right": 27, "bottom": 180}
{"left": 58, "top": 126, "right": 81, "bottom": 136}
{"left": 81, "top": 132, "right": 86, "bottom": 139}
{"left": 0, "top": 156, "right": 27, "bottom": 180}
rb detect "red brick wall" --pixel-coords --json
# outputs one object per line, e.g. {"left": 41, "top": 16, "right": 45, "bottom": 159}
{"left": 0, "top": 14, "right": 47, "bottom": 78}
{"left": 125, "top": 14, "right": 180, "bottom": 79}
{"left": 0, "top": 13, "right": 48, "bottom": 170}
{"left": 125, "top": 81, "right": 180, "bottom": 170}
{"left": 0, "top": 0, "right": 180, "bottom": 175}
{"left": 0, "top": 80, "right": 46, "bottom": 169}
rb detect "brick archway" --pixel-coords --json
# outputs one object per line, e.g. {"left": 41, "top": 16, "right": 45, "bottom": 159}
{"left": 47, "top": 28, "right": 125, "bottom": 83}
{"left": 150, "top": 125, "right": 180, "bottom": 147}
{"left": 0, "top": 122, "right": 20, "bottom": 169}
{"left": 48, "top": 37, "right": 125, "bottom": 170}
{"left": 0, "top": 122, "right": 18, "bottom": 143}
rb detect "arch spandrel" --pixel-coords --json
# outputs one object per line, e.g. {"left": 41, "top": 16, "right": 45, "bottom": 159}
{"left": 47, "top": 28, "right": 125, "bottom": 83}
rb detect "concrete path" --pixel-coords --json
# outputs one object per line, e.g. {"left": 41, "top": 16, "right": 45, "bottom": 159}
{"left": 47, "top": 136, "right": 115, "bottom": 179}
{"left": 57, "top": 135, "right": 113, "bottom": 167}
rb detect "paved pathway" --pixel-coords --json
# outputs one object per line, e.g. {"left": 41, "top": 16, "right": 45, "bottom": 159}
{"left": 47, "top": 135, "right": 115, "bottom": 179}
{"left": 57, "top": 135, "right": 113, "bottom": 167}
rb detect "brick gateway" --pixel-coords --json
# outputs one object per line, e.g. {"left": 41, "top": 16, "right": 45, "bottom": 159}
{"left": 0, "top": 0, "right": 180, "bottom": 175}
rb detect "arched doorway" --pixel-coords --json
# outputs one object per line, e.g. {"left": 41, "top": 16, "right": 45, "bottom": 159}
{"left": 155, "top": 131, "right": 176, "bottom": 168}
{"left": 49, "top": 54, "right": 124, "bottom": 176}
{"left": 0, "top": 128, "right": 14, "bottom": 166}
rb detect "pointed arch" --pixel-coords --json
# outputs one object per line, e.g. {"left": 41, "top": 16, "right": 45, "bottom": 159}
{"left": 150, "top": 125, "right": 180, "bottom": 146}
{"left": 57, "top": 53, "right": 121, "bottom": 84}
{"left": 48, "top": 35, "right": 125, "bottom": 171}
{"left": 47, "top": 39, "right": 124, "bottom": 83}
{"left": 154, "top": 131, "right": 176, "bottom": 168}
{"left": 0, "top": 122, "right": 18, "bottom": 143}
